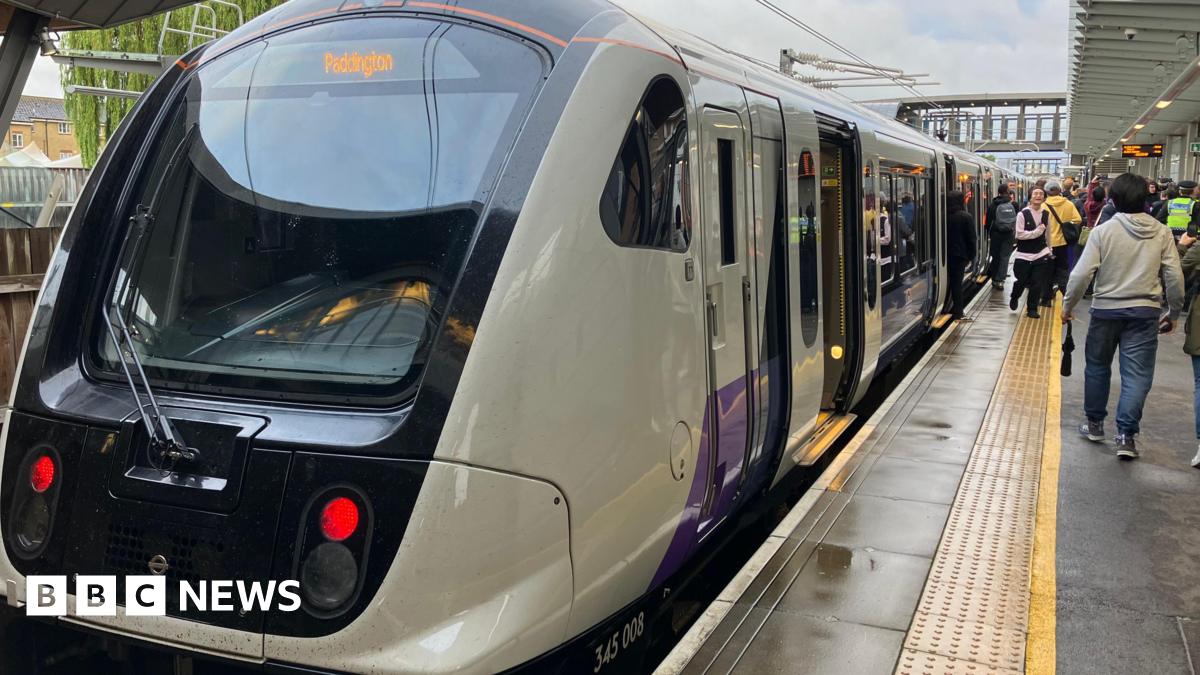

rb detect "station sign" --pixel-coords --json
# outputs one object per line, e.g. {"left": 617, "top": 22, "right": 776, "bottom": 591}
{"left": 1122, "top": 144, "right": 1164, "bottom": 158}
{"left": 1191, "top": 142, "right": 1200, "bottom": 154}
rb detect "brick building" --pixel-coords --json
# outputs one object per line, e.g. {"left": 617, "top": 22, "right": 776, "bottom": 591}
{"left": 0, "top": 96, "right": 80, "bottom": 161}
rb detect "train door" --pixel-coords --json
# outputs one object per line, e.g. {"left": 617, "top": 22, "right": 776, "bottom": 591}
{"left": 697, "top": 105, "right": 752, "bottom": 535}
{"left": 740, "top": 92, "right": 791, "bottom": 497}
{"left": 817, "top": 118, "right": 864, "bottom": 412}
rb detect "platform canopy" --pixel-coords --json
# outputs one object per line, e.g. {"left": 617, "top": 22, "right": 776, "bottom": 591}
{"left": 0, "top": 1, "right": 200, "bottom": 33}
{"left": 1068, "top": 0, "right": 1200, "bottom": 163}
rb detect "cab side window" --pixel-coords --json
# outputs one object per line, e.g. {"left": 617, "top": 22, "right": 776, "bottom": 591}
{"left": 599, "top": 78, "right": 691, "bottom": 252}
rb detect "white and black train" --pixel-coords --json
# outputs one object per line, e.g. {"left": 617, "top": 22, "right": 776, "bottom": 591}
{"left": 0, "top": 1, "right": 1022, "bottom": 673}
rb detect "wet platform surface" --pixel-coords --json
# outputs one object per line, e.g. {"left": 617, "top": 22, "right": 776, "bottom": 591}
{"left": 1056, "top": 303, "right": 1200, "bottom": 675}
{"left": 659, "top": 283, "right": 1200, "bottom": 674}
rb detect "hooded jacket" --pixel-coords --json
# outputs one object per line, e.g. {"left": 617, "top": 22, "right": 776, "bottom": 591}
{"left": 1064, "top": 212, "right": 1185, "bottom": 319}
{"left": 1043, "top": 194, "right": 1082, "bottom": 247}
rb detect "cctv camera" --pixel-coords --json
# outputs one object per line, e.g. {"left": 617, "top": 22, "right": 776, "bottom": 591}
{"left": 1125, "top": 27, "right": 1139, "bottom": 41}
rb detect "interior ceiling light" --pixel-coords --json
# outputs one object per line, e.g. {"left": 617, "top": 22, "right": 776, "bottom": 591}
{"left": 1156, "top": 100, "right": 1173, "bottom": 109}
{"left": 1134, "top": 123, "right": 1146, "bottom": 129}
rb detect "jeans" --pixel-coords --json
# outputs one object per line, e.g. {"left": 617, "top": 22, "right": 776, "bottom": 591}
{"left": 988, "top": 232, "right": 1014, "bottom": 282}
{"left": 1193, "top": 356, "right": 1200, "bottom": 439}
{"left": 1084, "top": 317, "right": 1160, "bottom": 435}
{"left": 1011, "top": 257, "right": 1051, "bottom": 314}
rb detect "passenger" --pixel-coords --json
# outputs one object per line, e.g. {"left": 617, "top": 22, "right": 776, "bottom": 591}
{"left": 1072, "top": 186, "right": 1088, "bottom": 217}
{"left": 1010, "top": 187, "right": 1054, "bottom": 319}
{"left": 947, "top": 190, "right": 976, "bottom": 321}
{"left": 1084, "top": 184, "right": 1106, "bottom": 227}
{"left": 1146, "top": 181, "right": 1159, "bottom": 213}
{"left": 1175, "top": 231, "right": 1200, "bottom": 468}
{"left": 1021, "top": 178, "right": 1048, "bottom": 209}
{"left": 1043, "top": 179, "right": 1083, "bottom": 304}
{"left": 1063, "top": 173, "right": 1186, "bottom": 460}
{"left": 985, "top": 183, "right": 1018, "bottom": 290}
{"left": 1157, "top": 179, "right": 1200, "bottom": 238}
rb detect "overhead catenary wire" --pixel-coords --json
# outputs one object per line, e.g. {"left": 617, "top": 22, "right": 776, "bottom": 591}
{"left": 752, "top": 0, "right": 943, "bottom": 110}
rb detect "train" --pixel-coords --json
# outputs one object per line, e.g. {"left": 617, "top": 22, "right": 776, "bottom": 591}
{"left": 0, "top": 0, "right": 1026, "bottom": 673}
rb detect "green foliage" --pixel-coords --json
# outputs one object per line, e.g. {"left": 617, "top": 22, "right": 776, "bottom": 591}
{"left": 61, "top": 1, "right": 285, "bottom": 166}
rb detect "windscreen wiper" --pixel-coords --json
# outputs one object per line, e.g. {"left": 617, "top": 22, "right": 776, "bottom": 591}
{"left": 102, "top": 206, "right": 197, "bottom": 472}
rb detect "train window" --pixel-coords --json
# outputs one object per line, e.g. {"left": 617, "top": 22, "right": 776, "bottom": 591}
{"left": 879, "top": 174, "right": 895, "bottom": 286}
{"left": 93, "top": 17, "right": 546, "bottom": 403}
{"left": 797, "top": 149, "right": 819, "bottom": 348}
{"left": 896, "top": 175, "right": 918, "bottom": 277}
{"left": 863, "top": 166, "right": 877, "bottom": 309}
{"left": 718, "top": 138, "right": 736, "bottom": 265}
{"left": 599, "top": 78, "right": 691, "bottom": 252}
{"left": 915, "top": 178, "right": 930, "bottom": 267}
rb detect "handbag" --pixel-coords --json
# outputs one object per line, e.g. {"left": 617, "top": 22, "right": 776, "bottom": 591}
{"left": 1047, "top": 205, "right": 1081, "bottom": 244}
{"left": 1078, "top": 226, "right": 1092, "bottom": 247}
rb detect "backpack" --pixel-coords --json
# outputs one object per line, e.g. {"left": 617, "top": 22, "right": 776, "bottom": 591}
{"left": 994, "top": 200, "right": 1018, "bottom": 234}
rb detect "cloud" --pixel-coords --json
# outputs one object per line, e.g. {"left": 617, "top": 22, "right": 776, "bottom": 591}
{"left": 25, "top": 55, "right": 63, "bottom": 98}
{"left": 612, "top": 0, "right": 1068, "bottom": 100}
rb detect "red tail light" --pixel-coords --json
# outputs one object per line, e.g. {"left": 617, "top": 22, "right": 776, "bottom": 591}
{"left": 319, "top": 497, "right": 359, "bottom": 542}
{"left": 30, "top": 455, "right": 55, "bottom": 494}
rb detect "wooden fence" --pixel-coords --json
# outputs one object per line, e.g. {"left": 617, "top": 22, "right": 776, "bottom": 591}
{"left": 0, "top": 227, "right": 63, "bottom": 406}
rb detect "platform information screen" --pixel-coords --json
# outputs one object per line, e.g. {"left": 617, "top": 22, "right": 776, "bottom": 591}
{"left": 1122, "top": 144, "right": 1164, "bottom": 158}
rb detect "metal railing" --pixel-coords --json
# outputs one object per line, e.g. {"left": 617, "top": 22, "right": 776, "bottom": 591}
{"left": 158, "top": 1, "right": 245, "bottom": 54}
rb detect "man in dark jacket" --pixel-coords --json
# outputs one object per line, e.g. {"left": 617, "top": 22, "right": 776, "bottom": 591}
{"left": 947, "top": 190, "right": 977, "bottom": 320}
{"left": 985, "top": 183, "right": 1018, "bottom": 290}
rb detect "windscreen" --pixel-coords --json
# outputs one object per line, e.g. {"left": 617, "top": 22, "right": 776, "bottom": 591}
{"left": 96, "top": 17, "right": 544, "bottom": 402}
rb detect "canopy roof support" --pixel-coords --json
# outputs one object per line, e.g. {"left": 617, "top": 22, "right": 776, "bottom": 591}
{"left": 0, "top": 7, "right": 48, "bottom": 137}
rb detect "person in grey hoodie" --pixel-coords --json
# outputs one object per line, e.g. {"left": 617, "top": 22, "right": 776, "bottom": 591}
{"left": 1063, "top": 173, "right": 1186, "bottom": 460}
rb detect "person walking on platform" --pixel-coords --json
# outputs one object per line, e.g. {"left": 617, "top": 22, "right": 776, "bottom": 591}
{"left": 1044, "top": 180, "right": 1083, "bottom": 303}
{"left": 1063, "top": 173, "right": 1187, "bottom": 460}
{"left": 986, "top": 183, "right": 1018, "bottom": 290}
{"left": 947, "top": 190, "right": 976, "bottom": 321}
{"left": 1156, "top": 179, "right": 1200, "bottom": 238}
{"left": 1010, "top": 187, "right": 1053, "bottom": 319}
{"left": 1175, "top": 231, "right": 1200, "bottom": 467}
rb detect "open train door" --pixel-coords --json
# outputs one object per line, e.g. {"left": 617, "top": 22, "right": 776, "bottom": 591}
{"left": 816, "top": 115, "right": 865, "bottom": 413}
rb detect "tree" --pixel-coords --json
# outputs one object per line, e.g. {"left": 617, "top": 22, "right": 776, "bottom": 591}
{"left": 61, "top": 1, "right": 284, "bottom": 166}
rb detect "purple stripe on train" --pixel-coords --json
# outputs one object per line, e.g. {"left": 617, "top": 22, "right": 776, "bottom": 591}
{"left": 649, "top": 372, "right": 751, "bottom": 589}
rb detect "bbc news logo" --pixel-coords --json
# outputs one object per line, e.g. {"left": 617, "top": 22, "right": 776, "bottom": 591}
{"left": 25, "top": 576, "right": 302, "bottom": 616}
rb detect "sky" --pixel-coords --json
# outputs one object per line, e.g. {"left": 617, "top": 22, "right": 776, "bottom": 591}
{"left": 17, "top": 0, "right": 1070, "bottom": 101}
{"left": 613, "top": 0, "right": 1070, "bottom": 101}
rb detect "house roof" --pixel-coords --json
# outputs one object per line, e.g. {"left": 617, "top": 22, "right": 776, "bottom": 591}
{"left": 11, "top": 96, "right": 67, "bottom": 124}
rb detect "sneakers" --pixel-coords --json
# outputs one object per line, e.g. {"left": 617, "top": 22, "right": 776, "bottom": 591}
{"left": 992, "top": 281, "right": 1005, "bottom": 291}
{"left": 1027, "top": 309, "right": 1041, "bottom": 319}
{"left": 1191, "top": 445, "right": 1200, "bottom": 469}
{"left": 1079, "top": 420, "right": 1104, "bottom": 442}
{"left": 1009, "top": 294, "right": 1019, "bottom": 311}
{"left": 1114, "top": 434, "right": 1139, "bottom": 460}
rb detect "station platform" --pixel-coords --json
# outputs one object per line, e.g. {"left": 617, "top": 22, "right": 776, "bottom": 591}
{"left": 656, "top": 285, "right": 1200, "bottom": 675}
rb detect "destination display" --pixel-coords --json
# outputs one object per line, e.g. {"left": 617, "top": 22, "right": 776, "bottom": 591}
{"left": 1122, "top": 144, "right": 1165, "bottom": 158}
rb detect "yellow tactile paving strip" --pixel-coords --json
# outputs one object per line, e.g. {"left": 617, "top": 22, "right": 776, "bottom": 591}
{"left": 895, "top": 307, "right": 1058, "bottom": 675}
